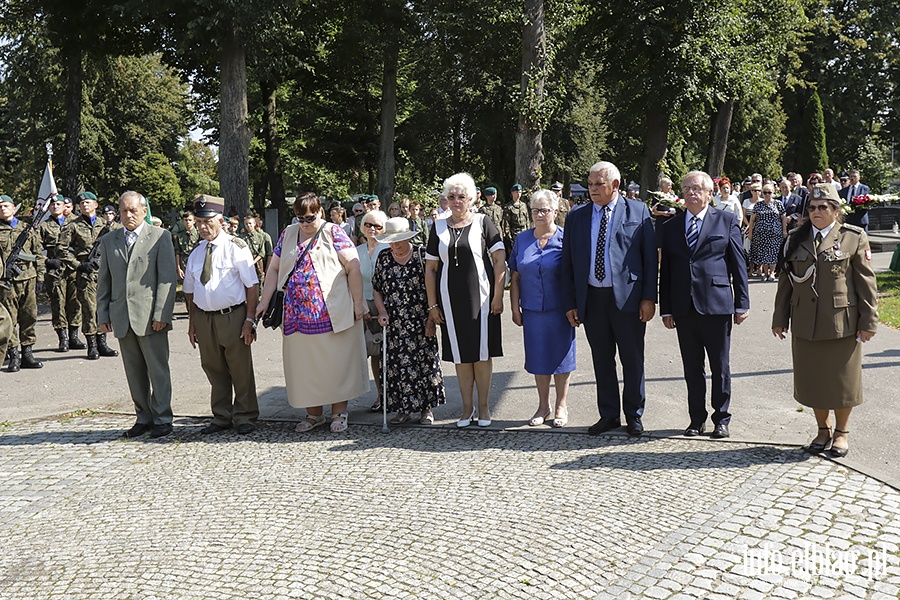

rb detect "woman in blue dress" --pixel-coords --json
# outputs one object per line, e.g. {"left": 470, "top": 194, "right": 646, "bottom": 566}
{"left": 509, "top": 189, "right": 576, "bottom": 428}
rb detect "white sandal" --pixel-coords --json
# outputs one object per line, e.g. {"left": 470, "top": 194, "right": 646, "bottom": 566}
{"left": 295, "top": 414, "right": 327, "bottom": 433}
{"left": 330, "top": 413, "right": 349, "bottom": 433}
{"left": 420, "top": 411, "right": 435, "bottom": 425}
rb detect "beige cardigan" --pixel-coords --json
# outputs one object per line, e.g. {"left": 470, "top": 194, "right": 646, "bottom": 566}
{"left": 278, "top": 223, "right": 355, "bottom": 333}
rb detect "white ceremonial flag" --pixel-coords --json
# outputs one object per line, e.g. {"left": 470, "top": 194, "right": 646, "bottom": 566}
{"left": 34, "top": 160, "right": 58, "bottom": 222}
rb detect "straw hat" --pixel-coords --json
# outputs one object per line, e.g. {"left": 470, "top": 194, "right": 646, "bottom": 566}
{"left": 375, "top": 217, "right": 418, "bottom": 243}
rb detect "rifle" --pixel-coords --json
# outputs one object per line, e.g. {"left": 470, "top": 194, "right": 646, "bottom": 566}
{"left": 77, "top": 221, "right": 113, "bottom": 275}
{"left": 1, "top": 200, "right": 51, "bottom": 290}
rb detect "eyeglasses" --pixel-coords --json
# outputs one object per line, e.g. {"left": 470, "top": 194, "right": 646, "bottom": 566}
{"left": 682, "top": 185, "right": 708, "bottom": 194}
{"left": 807, "top": 205, "right": 832, "bottom": 212}
{"left": 531, "top": 208, "right": 554, "bottom": 216}
{"left": 363, "top": 222, "right": 383, "bottom": 230}
{"left": 296, "top": 215, "right": 317, "bottom": 223}
{"left": 762, "top": 191, "right": 774, "bottom": 195}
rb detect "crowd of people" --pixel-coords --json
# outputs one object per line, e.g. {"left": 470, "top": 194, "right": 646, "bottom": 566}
{"left": 0, "top": 161, "right": 880, "bottom": 458}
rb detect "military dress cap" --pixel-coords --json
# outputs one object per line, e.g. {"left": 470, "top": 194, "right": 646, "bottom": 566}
{"left": 193, "top": 194, "right": 226, "bottom": 218}
{"left": 511, "top": 184, "right": 523, "bottom": 192}
{"left": 368, "top": 194, "right": 379, "bottom": 202}
{"left": 62, "top": 196, "right": 73, "bottom": 204}
{"left": 812, "top": 182, "right": 840, "bottom": 202}
{"left": 551, "top": 182, "right": 563, "bottom": 191}
{"left": 0, "top": 194, "right": 13, "bottom": 205}
{"left": 476, "top": 186, "right": 481, "bottom": 192}
{"left": 484, "top": 187, "right": 497, "bottom": 196}
{"left": 76, "top": 191, "right": 98, "bottom": 202}
{"left": 102, "top": 204, "right": 117, "bottom": 214}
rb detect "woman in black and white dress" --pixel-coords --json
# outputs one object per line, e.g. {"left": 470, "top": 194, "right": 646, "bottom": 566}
{"left": 425, "top": 173, "right": 506, "bottom": 427}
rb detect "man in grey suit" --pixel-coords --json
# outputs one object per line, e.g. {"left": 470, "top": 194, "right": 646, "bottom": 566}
{"left": 98, "top": 191, "right": 177, "bottom": 439}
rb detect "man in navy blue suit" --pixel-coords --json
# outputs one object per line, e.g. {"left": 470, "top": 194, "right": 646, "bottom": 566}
{"left": 840, "top": 169, "right": 871, "bottom": 231}
{"left": 657, "top": 171, "right": 750, "bottom": 439}
{"left": 778, "top": 177, "right": 804, "bottom": 231}
{"left": 561, "top": 161, "right": 658, "bottom": 437}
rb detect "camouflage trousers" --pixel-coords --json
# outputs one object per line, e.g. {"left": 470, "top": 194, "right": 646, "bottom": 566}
{"left": 1, "top": 278, "right": 38, "bottom": 347}
{"left": 75, "top": 273, "right": 98, "bottom": 335}
{"left": 46, "top": 270, "right": 81, "bottom": 330}
{"left": 0, "top": 301, "right": 10, "bottom": 358}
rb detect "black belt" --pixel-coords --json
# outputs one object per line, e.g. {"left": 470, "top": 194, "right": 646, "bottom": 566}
{"left": 197, "top": 302, "right": 245, "bottom": 315}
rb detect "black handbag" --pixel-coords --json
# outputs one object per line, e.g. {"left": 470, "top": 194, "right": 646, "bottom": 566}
{"left": 262, "top": 222, "right": 326, "bottom": 330}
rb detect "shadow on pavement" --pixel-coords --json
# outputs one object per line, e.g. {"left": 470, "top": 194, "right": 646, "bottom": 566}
{"left": 550, "top": 444, "right": 810, "bottom": 471}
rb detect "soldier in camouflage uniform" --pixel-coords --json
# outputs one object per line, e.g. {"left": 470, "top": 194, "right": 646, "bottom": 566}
{"left": 0, "top": 194, "right": 45, "bottom": 371}
{"left": 502, "top": 184, "right": 531, "bottom": 256}
{"left": 240, "top": 213, "right": 272, "bottom": 289}
{"left": 0, "top": 252, "right": 10, "bottom": 360}
{"left": 551, "top": 182, "right": 570, "bottom": 228}
{"left": 174, "top": 210, "right": 200, "bottom": 278}
{"left": 67, "top": 191, "right": 119, "bottom": 360}
{"left": 38, "top": 195, "right": 83, "bottom": 352}
{"left": 101, "top": 204, "right": 122, "bottom": 230}
{"left": 479, "top": 187, "right": 503, "bottom": 232}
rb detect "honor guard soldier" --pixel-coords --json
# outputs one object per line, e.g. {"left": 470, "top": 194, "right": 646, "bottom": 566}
{"left": 0, "top": 253, "right": 10, "bottom": 360}
{"left": 0, "top": 194, "right": 45, "bottom": 371}
{"left": 101, "top": 204, "right": 122, "bottom": 229}
{"left": 174, "top": 209, "right": 200, "bottom": 280}
{"left": 68, "top": 191, "right": 119, "bottom": 360}
{"left": 38, "top": 195, "right": 83, "bottom": 352}
{"left": 183, "top": 195, "right": 260, "bottom": 435}
{"left": 551, "top": 182, "right": 570, "bottom": 227}
{"left": 503, "top": 183, "right": 531, "bottom": 255}
{"left": 240, "top": 213, "right": 272, "bottom": 289}
{"left": 479, "top": 187, "right": 503, "bottom": 229}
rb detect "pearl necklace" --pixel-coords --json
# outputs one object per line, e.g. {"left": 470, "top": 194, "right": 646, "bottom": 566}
{"left": 392, "top": 244, "right": 413, "bottom": 261}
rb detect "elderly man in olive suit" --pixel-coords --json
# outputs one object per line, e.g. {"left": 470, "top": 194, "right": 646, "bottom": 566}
{"left": 97, "top": 191, "right": 177, "bottom": 439}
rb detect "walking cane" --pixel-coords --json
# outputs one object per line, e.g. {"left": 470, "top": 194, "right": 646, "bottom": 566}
{"left": 381, "top": 323, "right": 389, "bottom": 433}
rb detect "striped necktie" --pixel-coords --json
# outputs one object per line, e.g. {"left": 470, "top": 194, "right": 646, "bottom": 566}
{"left": 687, "top": 216, "right": 700, "bottom": 251}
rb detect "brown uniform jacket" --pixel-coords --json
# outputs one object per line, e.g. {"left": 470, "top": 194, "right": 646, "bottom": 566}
{"left": 772, "top": 223, "right": 878, "bottom": 340}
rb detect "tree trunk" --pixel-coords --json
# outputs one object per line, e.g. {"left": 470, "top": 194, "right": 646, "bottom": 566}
{"left": 515, "top": 0, "right": 547, "bottom": 190}
{"left": 63, "top": 47, "right": 83, "bottom": 196}
{"left": 639, "top": 106, "right": 669, "bottom": 199}
{"left": 219, "top": 23, "right": 250, "bottom": 218}
{"left": 705, "top": 98, "right": 734, "bottom": 178}
{"left": 260, "top": 78, "right": 286, "bottom": 228}
{"left": 376, "top": 35, "right": 399, "bottom": 203}
{"left": 452, "top": 113, "right": 462, "bottom": 174}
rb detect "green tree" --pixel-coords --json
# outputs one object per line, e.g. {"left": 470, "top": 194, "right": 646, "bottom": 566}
{"left": 797, "top": 90, "right": 829, "bottom": 175}
{"left": 123, "top": 152, "right": 182, "bottom": 214}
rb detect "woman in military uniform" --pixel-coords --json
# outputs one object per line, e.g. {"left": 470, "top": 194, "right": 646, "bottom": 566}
{"left": 772, "top": 183, "right": 878, "bottom": 458}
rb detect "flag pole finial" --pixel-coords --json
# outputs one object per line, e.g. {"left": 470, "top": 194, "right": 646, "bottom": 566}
{"left": 46, "top": 142, "right": 52, "bottom": 160}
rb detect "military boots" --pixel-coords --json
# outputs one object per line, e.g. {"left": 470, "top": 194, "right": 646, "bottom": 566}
{"left": 56, "top": 328, "right": 69, "bottom": 352}
{"left": 96, "top": 333, "right": 118, "bottom": 358}
{"left": 68, "top": 326, "right": 86, "bottom": 350}
{"left": 20, "top": 345, "right": 43, "bottom": 369}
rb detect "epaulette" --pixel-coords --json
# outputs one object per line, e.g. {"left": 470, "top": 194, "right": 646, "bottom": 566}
{"left": 840, "top": 223, "right": 864, "bottom": 234}
{"left": 231, "top": 237, "right": 247, "bottom": 249}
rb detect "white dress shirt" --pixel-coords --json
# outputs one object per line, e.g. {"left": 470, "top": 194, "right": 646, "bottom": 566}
{"left": 588, "top": 195, "right": 619, "bottom": 288}
{"left": 183, "top": 231, "right": 259, "bottom": 311}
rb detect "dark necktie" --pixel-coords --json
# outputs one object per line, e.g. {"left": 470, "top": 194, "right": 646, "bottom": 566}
{"left": 687, "top": 216, "right": 700, "bottom": 251}
{"left": 594, "top": 205, "right": 609, "bottom": 281}
{"left": 200, "top": 242, "right": 213, "bottom": 285}
{"left": 815, "top": 231, "right": 823, "bottom": 248}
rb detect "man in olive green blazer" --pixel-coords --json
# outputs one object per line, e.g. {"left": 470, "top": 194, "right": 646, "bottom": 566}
{"left": 97, "top": 191, "right": 177, "bottom": 439}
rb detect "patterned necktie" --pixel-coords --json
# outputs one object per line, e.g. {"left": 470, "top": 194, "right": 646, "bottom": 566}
{"left": 815, "top": 231, "right": 823, "bottom": 248}
{"left": 200, "top": 242, "right": 213, "bottom": 285}
{"left": 687, "top": 216, "right": 700, "bottom": 251}
{"left": 594, "top": 205, "right": 609, "bottom": 281}
{"left": 125, "top": 230, "right": 136, "bottom": 247}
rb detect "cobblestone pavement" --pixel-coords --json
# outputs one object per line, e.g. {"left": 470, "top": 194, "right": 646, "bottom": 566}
{"left": 1, "top": 415, "right": 899, "bottom": 599}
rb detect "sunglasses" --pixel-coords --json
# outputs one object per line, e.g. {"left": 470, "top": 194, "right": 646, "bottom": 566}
{"left": 363, "top": 222, "right": 383, "bottom": 230}
{"left": 751, "top": 189, "right": 762, "bottom": 193}
{"left": 296, "top": 215, "right": 316, "bottom": 223}
{"left": 762, "top": 191, "right": 774, "bottom": 195}
{"left": 807, "top": 205, "right": 832, "bottom": 212}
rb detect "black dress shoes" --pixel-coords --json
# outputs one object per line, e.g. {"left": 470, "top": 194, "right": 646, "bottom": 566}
{"left": 121, "top": 422, "right": 152, "bottom": 439}
{"left": 684, "top": 423, "right": 706, "bottom": 437}
{"left": 711, "top": 423, "right": 730, "bottom": 439}
{"left": 236, "top": 423, "right": 255, "bottom": 435}
{"left": 200, "top": 423, "right": 229, "bottom": 435}
{"left": 626, "top": 418, "right": 643, "bottom": 437}
{"left": 150, "top": 423, "right": 174, "bottom": 438}
{"left": 588, "top": 417, "right": 622, "bottom": 435}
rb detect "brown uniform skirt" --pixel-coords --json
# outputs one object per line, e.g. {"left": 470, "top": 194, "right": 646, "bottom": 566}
{"left": 791, "top": 335, "right": 863, "bottom": 409}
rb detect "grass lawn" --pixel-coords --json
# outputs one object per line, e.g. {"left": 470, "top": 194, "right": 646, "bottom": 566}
{"left": 876, "top": 270, "right": 900, "bottom": 329}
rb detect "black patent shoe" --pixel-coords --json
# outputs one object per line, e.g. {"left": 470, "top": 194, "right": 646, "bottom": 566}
{"left": 804, "top": 426, "right": 832, "bottom": 454}
{"left": 829, "top": 429, "right": 849, "bottom": 458}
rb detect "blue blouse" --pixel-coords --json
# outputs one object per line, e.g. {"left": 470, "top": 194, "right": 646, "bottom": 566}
{"left": 508, "top": 227, "right": 567, "bottom": 311}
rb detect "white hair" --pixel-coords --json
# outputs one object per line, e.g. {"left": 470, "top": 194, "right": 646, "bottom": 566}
{"left": 119, "top": 190, "right": 147, "bottom": 207}
{"left": 442, "top": 173, "right": 477, "bottom": 201}
{"left": 589, "top": 161, "right": 621, "bottom": 186}
{"left": 530, "top": 189, "right": 558, "bottom": 210}
{"left": 681, "top": 171, "right": 714, "bottom": 192}
{"left": 361, "top": 209, "right": 387, "bottom": 226}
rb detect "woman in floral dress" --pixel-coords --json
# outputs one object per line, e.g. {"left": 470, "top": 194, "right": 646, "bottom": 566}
{"left": 372, "top": 218, "right": 445, "bottom": 424}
